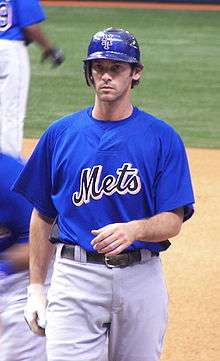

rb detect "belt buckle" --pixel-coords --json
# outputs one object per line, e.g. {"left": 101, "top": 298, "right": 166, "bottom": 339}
{"left": 104, "top": 256, "right": 118, "bottom": 268}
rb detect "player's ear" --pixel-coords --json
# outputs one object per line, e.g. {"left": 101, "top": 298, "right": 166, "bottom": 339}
{"left": 132, "top": 64, "right": 143, "bottom": 81}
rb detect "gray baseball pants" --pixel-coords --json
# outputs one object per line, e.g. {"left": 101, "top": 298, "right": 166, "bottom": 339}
{"left": 46, "top": 244, "right": 168, "bottom": 361}
{"left": 0, "top": 271, "right": 47, "bottom": 361}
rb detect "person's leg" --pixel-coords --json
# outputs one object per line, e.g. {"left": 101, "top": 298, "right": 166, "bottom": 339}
{"left": 0, "top": 273, "right": 47, "bottom": 361}
{"left": 109, "top": 256, "right": 168, "bottom": 361}
{"left": 46, "top": 245, "right": 111, "bottom": 361}
{"left": 0, "top": 41, "right": 30, "bottom": 157}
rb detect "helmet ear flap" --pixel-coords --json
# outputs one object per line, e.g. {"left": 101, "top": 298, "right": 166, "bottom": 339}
{"left": 84, "top": 61, "right": 93, "bottom": 87}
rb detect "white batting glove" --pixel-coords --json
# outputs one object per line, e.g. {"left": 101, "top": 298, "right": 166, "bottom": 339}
{"left": 24, "top": 283, "right": 47, "bottom": 336}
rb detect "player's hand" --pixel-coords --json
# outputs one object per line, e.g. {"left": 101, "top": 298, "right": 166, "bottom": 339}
{"left": 91, "top": 222, "right": 136, "bottom": 256}
{"left": 41, "top": 47, "right": 65, "bottom": 67}
{"left": 24, "top": 283, "right": 47, "bottom": 336}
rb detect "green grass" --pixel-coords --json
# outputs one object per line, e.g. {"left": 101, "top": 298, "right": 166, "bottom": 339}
{"left": 26, "top": 6, "right": 220, "bottom": 148}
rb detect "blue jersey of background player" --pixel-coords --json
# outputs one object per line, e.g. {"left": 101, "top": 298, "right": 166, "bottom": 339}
{"left": 0, "top": 0, "right": 64, "bottom": 158}
{"left": 0, "top": 0, "right": 45, "bottom": 40}
{"left": 0, "top": 152, "right": 48, "bottom": 361}
{"left": 0, "top": 153, "right": 32, "bottom": 272}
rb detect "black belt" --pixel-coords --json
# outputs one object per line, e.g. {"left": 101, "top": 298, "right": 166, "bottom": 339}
{"left": 61, "top": 244, "right": 159, "bottom": 269}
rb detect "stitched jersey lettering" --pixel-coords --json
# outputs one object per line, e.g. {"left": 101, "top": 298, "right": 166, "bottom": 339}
{"left": 72, "top": 163, "right": 142, "bottom": 206}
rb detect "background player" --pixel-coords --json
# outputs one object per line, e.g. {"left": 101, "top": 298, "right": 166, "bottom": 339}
{"left": 13, "top": 28, "right": 195, "bottom": 361}
{"left": 0, "top": 0, "right": 64, "bottom": 158}
{"left": 0, "top": 152, "right": 53, "bottom": 361}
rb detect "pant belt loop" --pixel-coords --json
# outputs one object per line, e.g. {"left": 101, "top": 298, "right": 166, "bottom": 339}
{"left": 72, "top": 245, "right": 82, "bottom": 262}
{"left": 79, "top": 245, "right": 87, "bottom": 263}
{"left": 57, "top": 243, "right": 64, "bottom": 259}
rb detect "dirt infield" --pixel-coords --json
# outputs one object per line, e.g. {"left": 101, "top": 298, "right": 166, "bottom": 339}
{"left": 22, "top": 139, "right": 220, "bottom": 361}
{"left": 42, "top": 1, "right": 220, "bottom": 11}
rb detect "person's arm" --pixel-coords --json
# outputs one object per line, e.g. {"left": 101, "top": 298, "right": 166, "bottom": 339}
{"left": 0, "top": 224, "right": 29, "bottom": 275}
{"left": 23, "top": 24, "right": 64, "bottom": 66}
{"left": 23, "top": 23, "right": 51, "bottom": 50}
{"left": 1, "top": 243, "right": 29, "bottom": 272}
{"left": 24, "top": 209, "right": 55, "bottom": 336}
{"left": 91, "top": 208, "right": 184, "bottom": 256}
{"left": 29, "top": 208, "right": 55, "bottom": 284}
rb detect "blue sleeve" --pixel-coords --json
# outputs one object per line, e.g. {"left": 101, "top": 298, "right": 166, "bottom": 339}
{"left": 2, "top": 194, "right": 32, "bottom": 245}
{"left": 17, "top": 0, "right": 46, "bottom": 28}
{"left": 12, "top": 128, "right": 57, "bottom": 219}
{"left": 0, "top": 154, "right": 33, "bottom": 249}
{"left": 0, "top": 231, "right": 13, "bottom": 253}
{"left": 155, "top": 130, "right": 195, "bottom": 221}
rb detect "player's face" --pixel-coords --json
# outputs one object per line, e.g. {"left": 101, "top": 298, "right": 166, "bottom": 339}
{"left": 90, "top": 59, "right": 141, "bottom": 103}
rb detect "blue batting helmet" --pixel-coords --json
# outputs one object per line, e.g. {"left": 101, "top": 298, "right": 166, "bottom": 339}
{"left": 83, "top": 27, "right": 143, "bottom": 86}
{"left": 84, "top": 27, "right": 142, "bottom": 64}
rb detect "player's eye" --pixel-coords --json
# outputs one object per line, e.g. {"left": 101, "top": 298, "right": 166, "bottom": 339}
{"left": 110, "top": 65, "right": 122, "bottom": 73}
{"left": 92, "top": 64, "right": 104, "bottom": 73}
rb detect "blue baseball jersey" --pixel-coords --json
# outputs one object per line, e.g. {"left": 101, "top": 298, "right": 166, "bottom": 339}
{"left": 13, "top": 106, "right": 195, "bottom": 253}
{"left": 0, "top": 153, "right": 33, "bottom": 253}
{"left": 0, "top": 0, "right": 46, "bottom": 40}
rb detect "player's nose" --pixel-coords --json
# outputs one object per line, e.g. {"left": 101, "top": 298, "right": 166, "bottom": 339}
{"left": 100, "top": 68, "right": 112, "bottom": 81}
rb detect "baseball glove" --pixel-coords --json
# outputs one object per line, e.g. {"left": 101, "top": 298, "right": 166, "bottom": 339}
{"left": 41, "top": 47, "right": 65, "bottom": 67}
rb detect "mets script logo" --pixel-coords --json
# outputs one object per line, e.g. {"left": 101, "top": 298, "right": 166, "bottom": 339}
{"left": 101, "top": 34, "right": 113, "bottom": 50}
{"left": 0, "top": 2, "right": 12, "bottom": 32}
{"left": 72, "top": 163, "right": 142, "bottom": 206}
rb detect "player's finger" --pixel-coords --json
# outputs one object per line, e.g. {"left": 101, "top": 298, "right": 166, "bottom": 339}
{"left": 105, "top": 243, "right": 128, "bottom": 257}
{"left": 91, "top": 226, "right": 109, "bottom": 236}
{"left": 97, "top": 239, "right": 123, "bottom": 254}
{"left": 26, "top": 312, "right": 45, "bottom": 336}
{"left": 91, "top": 223, "right": 115, "bottom": 236}
{"left": 91, "top": 229, "right": 114, "bottom": 245}
{"left": 92, "top": 234, "right": 117, "bottom": 251}
{"left": 31, "top": 322, "right": 45, "bottom": 337}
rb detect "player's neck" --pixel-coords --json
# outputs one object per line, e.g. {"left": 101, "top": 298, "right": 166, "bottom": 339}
{"left": 92, "top": 98, "right": 133, "bottom": 121}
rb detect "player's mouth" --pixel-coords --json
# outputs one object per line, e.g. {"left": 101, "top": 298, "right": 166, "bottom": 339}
{"left": 99, "top": 86, "right": 115, "bottom": 92}
{"left": 100, "top": 85, "right": 113, "bottom": 89}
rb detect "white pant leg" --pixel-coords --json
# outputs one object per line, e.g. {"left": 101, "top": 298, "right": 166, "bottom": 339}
{"left": 108, "top": 257, "right": 168, "bottom": 361}
{"left": 0, "top": 271, "right": 47, "bottom": 361}
{"left": 0, "top": 40, "right": 30, "bottom": 158}
{"left": 46, "top": 245, "right": 110, "bottom": 361}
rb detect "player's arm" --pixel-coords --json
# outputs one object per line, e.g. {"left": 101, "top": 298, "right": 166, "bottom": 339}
{"left": 1, "top": 243, "right": 29, "bottom": 271}
{"left": 23, "top": 24, "right": 64, "bottom": 66}
{"left": 91, "top": 207, "right": 184, "bottom": 256}
{"left": 25, "top": 208, "right": 55, "bottom": 336}
{"left": 23, "top": 23, "right": 51, "bottom": 50}
{"left": 29, "top": 208, "right": 55, "bottom": 285}
{"left": 0, "top": 225, "right": 30, "bottom": 276}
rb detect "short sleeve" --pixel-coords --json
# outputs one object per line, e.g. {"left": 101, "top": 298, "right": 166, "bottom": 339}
{"left": 0, "top": 154, "right": 33, "bottom": 248}
{"left": 155, "top": 130, "right": 195, "bottom": 221}
{"left": 12, "top": 128, "right": 57, "bottom": 218}
{"left": 17, "top": 0, "right": 46, "bottom": 28}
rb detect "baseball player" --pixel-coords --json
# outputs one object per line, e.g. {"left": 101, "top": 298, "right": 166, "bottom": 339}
{"left": 0, "top": 152, "right": 53, "bottom": 361}
{"left": 0, "top": 0, "right": 64, "bottom": 158}
{"left": 13, "top": 28, "right": 195, "bottom": 361}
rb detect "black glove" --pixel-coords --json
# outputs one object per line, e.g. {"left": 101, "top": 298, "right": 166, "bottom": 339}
{"left": 41, "top": 47, "right": 65, "bottom": 67}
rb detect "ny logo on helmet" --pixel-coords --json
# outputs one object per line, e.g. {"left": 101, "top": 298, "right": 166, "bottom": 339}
{"left": 101, "top": 34, "right": 113, "bottom": 50}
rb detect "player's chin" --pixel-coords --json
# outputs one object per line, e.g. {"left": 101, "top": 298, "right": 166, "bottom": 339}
{"left": 98, "top": 92, "right": 118, "bottom": 102}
